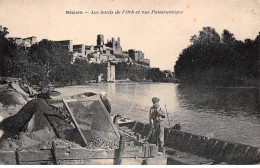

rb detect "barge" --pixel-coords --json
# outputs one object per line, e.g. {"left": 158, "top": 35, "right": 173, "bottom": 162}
{"left": 116, "top": 115, "right": 260, "bottom": 165}
{"left": 0, "top": 90, "right": 259, "bottom": 165}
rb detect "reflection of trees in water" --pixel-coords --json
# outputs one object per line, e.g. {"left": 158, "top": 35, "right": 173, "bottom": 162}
{"left": 176, "top": 85, "right": 260, "bottom": 117}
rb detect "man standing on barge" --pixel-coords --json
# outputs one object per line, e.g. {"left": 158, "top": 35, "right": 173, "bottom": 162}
{"left": 149, "top": 97, "right": 166, "bottom": 153}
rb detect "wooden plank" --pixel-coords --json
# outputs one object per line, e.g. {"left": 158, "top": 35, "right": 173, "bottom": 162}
{"left": 143, "top": 144, "right": 149, "bottom": 158}
{"left": 56, "top": 147, "right": 115, "bottom": 159}
{"left": 86, "top": 158, "right": 114, "bottom": 165}
{"left": 118, "top": 130, "right": 139, "bottom": 141}
{"left": 63, "top": 99, "right": 88, "bottom": 146}
{"left": 150, "top": 144, "right": 158, "bottom": 157}
{"left": 51, "top": 141, "right": 59, "bottom": 165}
{"left": 114, "top": 135, "right": 125, "bottom": 165}
{"left": 18, "top": 150, "right": 52, "bottom": 162}
{"left": 118, "top": 130, "right": 147, "bottom": 144}
{"left": 0, "top": 151, "right": 17, "bottom": 165}
{"left": 145, "top": 127, "right": 154, "bottom": 142}
{"left": 142, "top": 144, "right": 158, "bottom": 158}
{"left": 56, "top": 146, "right": 146, "bottom": 160}
{"left": 123, "top": 149, "right": 143, "bottom": 158}
{"left": 59, "top": 160, "right": 90, "bottom": 165}
{"left": 19, "top": 161, "right": 53, "bottom": 165}
{"left": 145, "top": 155, "right": 167, "bottom": 165}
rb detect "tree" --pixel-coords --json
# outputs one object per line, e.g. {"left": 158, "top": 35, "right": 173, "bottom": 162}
{"left": 221, "top": 29, "right": 235, "bottom": 45}
{"left": 174, "top": 27, "right": 259, "bottom": 86}
{"left": 190, "top": 27, "right": 221, "bottom": 46}
{"left": 27, "top": 39, "right": 73, "bottom": 85}
{"left": 0, "top": 27, "right": 29, "bottom": 77}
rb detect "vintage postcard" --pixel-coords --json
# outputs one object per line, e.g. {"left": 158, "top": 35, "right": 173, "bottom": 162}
{"left": 0, "top": 0, "right": 259, "bottom": 165}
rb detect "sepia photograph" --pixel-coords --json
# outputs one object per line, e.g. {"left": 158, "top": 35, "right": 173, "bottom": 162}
{"left": 0, "top": 0, "right": 259, "bottom": 165}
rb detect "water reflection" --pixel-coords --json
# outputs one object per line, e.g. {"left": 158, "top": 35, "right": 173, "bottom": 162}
{"left": 175, "top": 84, "right": 260, "bottom": 147}
{"left": 176, "top": 85, "right": 260, "bottom": 117}
{"left": 107, "top": 83, "right": 115, "bottom": 96}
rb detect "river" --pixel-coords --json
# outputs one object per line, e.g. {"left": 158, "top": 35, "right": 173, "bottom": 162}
{"left": 55, "top": 83, "right": 260, "bottom": 148}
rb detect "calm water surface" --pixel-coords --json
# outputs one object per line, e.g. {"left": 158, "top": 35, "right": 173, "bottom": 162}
{"left": 55, "top": 83, "right": 260, "bottom": 147}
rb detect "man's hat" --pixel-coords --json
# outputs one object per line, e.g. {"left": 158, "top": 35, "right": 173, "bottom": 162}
{"left": 152, "top": 97, "right": 160, "bottom": 104}
{"left": 99, "top": 91, "right": 107, "bottom": 97}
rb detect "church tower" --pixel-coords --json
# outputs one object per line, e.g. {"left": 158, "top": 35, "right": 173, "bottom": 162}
{"left": 97, "top": 34, "right": 104, "bottom": 46}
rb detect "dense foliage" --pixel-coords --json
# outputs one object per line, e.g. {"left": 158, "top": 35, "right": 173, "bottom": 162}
{"left": 174, "top": 27, "right": 260, "bottom": 86}
{"left": 115, "top": 63, "right": 166, "bottom": 82}
{"left": 0, "top": 28, "right": 28, "bottom": 78}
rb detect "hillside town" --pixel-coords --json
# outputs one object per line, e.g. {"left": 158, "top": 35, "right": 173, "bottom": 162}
{"left": 5, "top": 25, "right": 150, "bottom": 68}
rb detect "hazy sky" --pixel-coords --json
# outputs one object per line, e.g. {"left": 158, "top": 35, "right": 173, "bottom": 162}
{"left": 0, "top": 0, "right": 259, "bottom": 70}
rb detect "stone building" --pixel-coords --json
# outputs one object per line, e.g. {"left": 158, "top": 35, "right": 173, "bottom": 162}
{"left": 97, "top": 34, "right": 104, "bottom": 46}
{"left": 89, "top": 57, "right": 101, "bottom": 64}
{"left": 128, "top": 49, "right": 144, "bottom": 62}
{"left": 107, "top": 61, "right": 115, "bottom": 82}
{"left": 106, "top": 37, "right": 122, "bottom": 54}
{"left": 142, "top": 59, "right": 150, "bottom": 66}
{"left": 128, "top": 49, "right": 150, "bottom": 67}
{"left": 8, "top": 37, "right": 23, "bottom": 45}
{"left": 55, "top": 40, "right": 73, "bottom": 52}
{"left": 85, "top": 45, "right": 94, "bottom": 55}
{"left": 73, "top": 44, "right": 86, "bottom": 57}
{"left": 8, "top": 36, "right": 37, "bottom": 48}
{"left": 114, "top": 56, "right": 128, "bottom": 63}
{"left": 128, "top": 49, "right": 138, "bottom": 61}
{"left": 137, "top": 51, "right": 144, "bottom": 62}
{"left": 56, "top": 34, "right": 148, "bottom": 67}
{"left": 100, "top": 54, "right": 109, "bottom": 62}
{"left": 24, "top": 36, "right": 37, "bottom": 45}
{"left": 122, "top": 51, "right": 129, "bottom": 57}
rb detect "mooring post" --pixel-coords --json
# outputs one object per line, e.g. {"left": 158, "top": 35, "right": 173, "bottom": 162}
{"left": 15, "top": 149, "right": 20, "bottom": 165}
{"left": 116, "top": 134, "right": 125, "bottom": 165}
{"left": 51, "top": 141, "right": 59, "bottom": 165}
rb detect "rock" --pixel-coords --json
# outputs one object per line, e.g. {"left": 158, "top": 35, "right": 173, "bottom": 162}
{"left": 0, "top": 99, "right": 55, "bottom": 140}
{"left": 0, "top": 89, "right": 27, "bottom": 120}
{"left": 0, "top": 89, "right": 27, "bottom": 107}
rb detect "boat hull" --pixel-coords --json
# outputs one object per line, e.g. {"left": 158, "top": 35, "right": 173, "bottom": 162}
{"left": 117, "top": 118, "right": 260, "bottom": 165}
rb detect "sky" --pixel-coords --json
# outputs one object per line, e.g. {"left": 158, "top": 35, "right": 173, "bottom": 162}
{"left": 0, "top": 0, "right": 260, "bottom": 71}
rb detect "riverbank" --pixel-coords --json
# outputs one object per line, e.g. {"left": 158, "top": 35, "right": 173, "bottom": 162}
{"left": 176, "top": 78, "right": 259, "bottom": 88}
{"left": 52, "top": 79, "right": 178, "bottom": 88}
